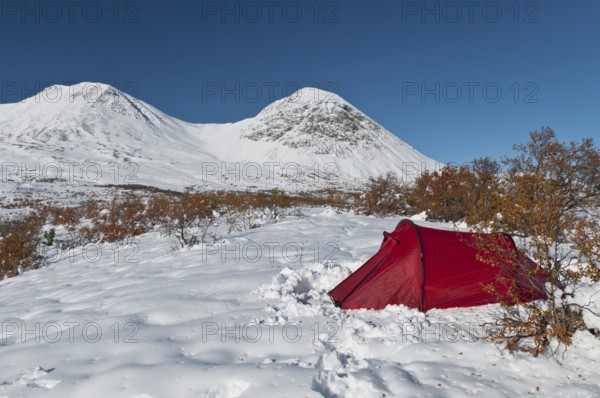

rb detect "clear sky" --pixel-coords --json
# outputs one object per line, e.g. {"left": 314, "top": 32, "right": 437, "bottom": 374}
{"left": 1, "top": 0, "right": 598, "bottom": 164}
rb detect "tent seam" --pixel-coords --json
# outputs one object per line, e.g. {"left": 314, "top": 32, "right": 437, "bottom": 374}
{"left": 398, "top": 220, "right": 426, "bottom": 312}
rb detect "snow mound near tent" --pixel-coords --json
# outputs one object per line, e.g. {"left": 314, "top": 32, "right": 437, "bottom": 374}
{"left": 256, "top": 261, "right": 358, "bottom": 318}
{"left": 257, "top": 261, "right": 465, "bottom": 354}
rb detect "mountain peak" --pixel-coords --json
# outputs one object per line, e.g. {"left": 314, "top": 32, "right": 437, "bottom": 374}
{"left": 26, "top": 82, "right": 124, "bottom": 105}
{"left": 252, "top": 87, "right": 349, "bottom": 118}
{"left": 240, "top": 87, "right": 391, "bottom": 156}
{"left": 0, "top": 82, "right": 187, "bottom": 145}
{"left": 285, "top": 87, "right": 347, "bottom": 105}
{"left": 10, "top": 82, "right": 138, "bottom": 115}
{"left": 48, "top": 81, "right": 117, "bottom": 92}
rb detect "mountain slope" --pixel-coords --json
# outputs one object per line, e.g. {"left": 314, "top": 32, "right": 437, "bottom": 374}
{"left": 0, "top": 83, "right": 438, "bottom": 191}
{"left": 0, "top": 83, "right": 191, "bottom": 143}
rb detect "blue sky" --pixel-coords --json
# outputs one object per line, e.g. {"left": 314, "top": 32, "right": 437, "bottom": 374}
{"left": 1, "top": 0, "right": 598, "bottom": 164}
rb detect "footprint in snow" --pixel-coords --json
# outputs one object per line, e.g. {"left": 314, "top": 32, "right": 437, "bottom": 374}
{"left": 13, "top": 366, "right": 60, "bottom": 390}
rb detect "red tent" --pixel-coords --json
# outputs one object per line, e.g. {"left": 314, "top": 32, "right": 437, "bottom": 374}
{"left": 329, "top": 220, "right": 546, "bottom": 312}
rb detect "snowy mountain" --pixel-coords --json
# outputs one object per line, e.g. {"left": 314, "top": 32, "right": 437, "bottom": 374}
{"left": 242, "top": 88, "right": 411, "bottom": 156}
{"left": 0, "top": 82, "right": 439, "bottom": 191}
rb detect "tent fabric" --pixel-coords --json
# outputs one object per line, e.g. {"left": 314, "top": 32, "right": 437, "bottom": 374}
{"left": 329, "top": 220, "right": 546, "bottom": 312}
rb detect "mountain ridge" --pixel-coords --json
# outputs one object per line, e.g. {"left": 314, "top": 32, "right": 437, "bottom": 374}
{"left": 0, "top": 82, "right": 439, "bottom": 191}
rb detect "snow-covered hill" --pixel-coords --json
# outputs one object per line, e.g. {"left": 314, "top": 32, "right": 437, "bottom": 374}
{"left": 0, "top": 83, "right": 439, "bottom": 192}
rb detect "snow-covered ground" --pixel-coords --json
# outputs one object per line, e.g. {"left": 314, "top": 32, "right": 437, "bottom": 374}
{"left": 1, "top": 209, "right": 599, "bottom": 397}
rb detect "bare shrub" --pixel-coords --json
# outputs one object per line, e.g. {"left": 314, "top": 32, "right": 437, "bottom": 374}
{"left": 45, "top": 205, "right": 82, "bottom": 231}
{"left": 0, "top": 213, "right": 45, "bottom": 278}
{"left": 408, "top": 166, "right": 473, "bottom": 221}
{"left": 92, "top": 193, "right": 147, "bottom": 243}
{"left": 472, "top": 128, "right": 600, "bottom": 356}
{"left": 257, "top": 188, "right": 290, "bottom": 219}
{"left": 407, "top": 158, "right": 503, "bottom": 224}
{"left": 155, "top": 190, "right": 220, "bottom": 247}
{"left": 359, "top": 172, "right": 409, "bottom": 216}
